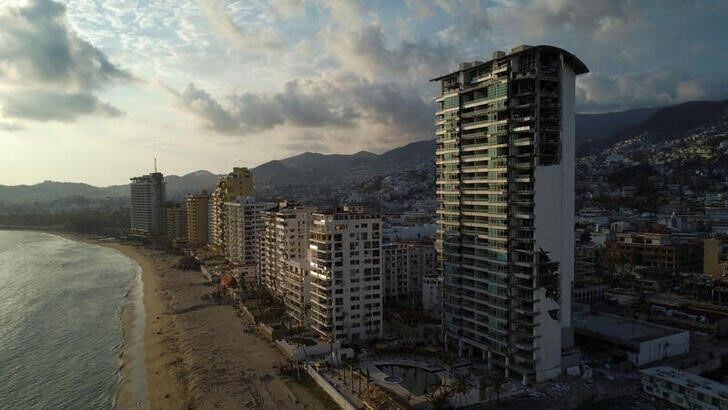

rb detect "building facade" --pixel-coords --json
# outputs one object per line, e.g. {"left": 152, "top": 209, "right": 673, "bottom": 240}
{"left": 422, "top": 275, "right": 443, "bottom": 315}
{"left": 605, "top": 232, "right": 703, "bottom": 274}
{"left": 309, "top": 209, "right": 383, "bottom": 342}
{"left": 186, "top": 191, "right": 210, "bottom": 246}
{"left": 641, "top": 366, "right": 728, "bottom": 409}
{"left": 223, "top": 197, "right": 275, "bottom": 266}
{"left": 432, "top": 45, "right": 588, "bottom": 382}
{"left": 211, "top": 167, "right": 254, "bottom": 252}
{"left": 704, "top": 236, "right": 728, "bottom": 278}
{"left": 258, "top": 202, "right": 316, "bottom": 326}
{"left": 383, "top": 240, "right": 436, "bottom": 306}
{"left": 165, "top": 202, "right": 187, "bottom": 242}
{"left": 130, "top": 172, "right": 166, "bottom": 237}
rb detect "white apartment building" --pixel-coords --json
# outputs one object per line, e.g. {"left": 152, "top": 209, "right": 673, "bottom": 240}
{"left": 383, "top": 240, "right": 436, "bottom": 306}
{"left": 130, "top": 172, "right": 165, "bottom": 237}
{"left": 309, "top": 209, "right": 383, "bottom": 342}
{"left": 258, "top": 202, "right": 316, "bottom": 326}
{"left": 259, "top": 203, "right": 315, "bottom": 294}
{"left": 642, "top": 366, "right": 728, "bottom": 409}
{"left": 433, "top": 45, "right": 588, "bottom": 382}
{"left": 224, "top": 197, "right": 275, "bottom": 266}
{"left": 280, "top": 260, "right": 310, "bottom": 328}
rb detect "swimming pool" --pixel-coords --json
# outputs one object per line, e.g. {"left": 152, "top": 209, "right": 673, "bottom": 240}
{"left": 376, "top": 364, "right": 442, "bottom": 395}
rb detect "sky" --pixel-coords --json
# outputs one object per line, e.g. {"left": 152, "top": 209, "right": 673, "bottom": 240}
{"left": 0, "top": 0, "right": 727, "bottom": 186}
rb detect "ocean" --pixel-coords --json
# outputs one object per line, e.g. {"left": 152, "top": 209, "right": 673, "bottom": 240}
{"left": 0, "top": 231, "right": 138, "bottom": 409}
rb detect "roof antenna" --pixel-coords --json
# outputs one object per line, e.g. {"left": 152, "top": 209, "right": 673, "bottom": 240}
{"left": 154, "top": 156, "right": 157, "bottom": 173}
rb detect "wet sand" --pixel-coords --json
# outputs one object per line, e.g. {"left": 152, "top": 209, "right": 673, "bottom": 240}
{"left": 59, "top": 234, "right": 329, "bottom": 410}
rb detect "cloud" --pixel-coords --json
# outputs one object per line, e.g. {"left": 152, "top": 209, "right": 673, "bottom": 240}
{"left": 0, "top": 90, "right": 122, "bottom": 122}
{"left": 170, "top": 74, "right": 433, "bottom": 141}
{"left": 282, "top": 132, "right": 332, "bottom": 153}
{"left": 404, "top": 0, "right": 434, "bottom": 20}
{"left": 577, "top": 71, "right": 728, "bottom": 112}
{"left": 0, "top": 121, "right": 24, "bottom": 131}
{"left": 324, "top": 23, "right": 455, "bottom": 82}
{"left": 170, "top": 79, "right": 358, "bottom": 135}
{"left": 0, "top": 0, "right": 131, "bottom": 122}
{"left": 195, "top": 0, "right": 286, "bottom": 50}
{"left": 268, "top": 0, "right": 307, "bottom": 19}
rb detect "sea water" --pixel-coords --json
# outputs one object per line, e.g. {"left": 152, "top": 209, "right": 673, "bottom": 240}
{"left": 0, "top": 231, "right": 137, "bottom": 409}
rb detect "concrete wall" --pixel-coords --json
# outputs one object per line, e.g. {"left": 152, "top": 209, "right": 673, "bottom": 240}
{"left": 306, "top": 365, "right": 358, "bottom": 410}
{"left": 559, "top": 62, "right": 576, "bottom": 340}
{"left": 633, "top": 331, "right": 690, "bottom": 366}
{"left": 530, "top": 57, "right": 577, "bottom": 382}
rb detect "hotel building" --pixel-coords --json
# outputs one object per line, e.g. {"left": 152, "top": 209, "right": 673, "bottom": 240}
{"left": 432, "top": 45, "right": 588, "bottom": 382}
{"left": 258, "top": 202, "right": 316, "bottom": 326}
{"left": 186, "top": 191, "right": 210, "bottom": 247}
{"left": 309, "top": 208, "right": 383, "bottom": 342}
{"left": 165, "top": 202, "right": 187, "bottom": 242}
{"left": 130, "top": 172, "right": 166, "bottom": 237}
{"left": 223, "top": 197, "right": 275, "bottom": 266}
{"left": 211, "top": 167, "right": 254, "bottom": 252}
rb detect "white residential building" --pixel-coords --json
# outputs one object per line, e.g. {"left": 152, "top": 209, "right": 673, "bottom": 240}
{"left": 224, "top": 197, "right": 275, "bottom": 266}
{"left": 641, "top": 366, "right": 728, "bottom": 409}
{"left": 309, "top": 208, "right": 383, "bottom": 342}
{"left": 259, "top": 203, "right": 315, "bottom": 295}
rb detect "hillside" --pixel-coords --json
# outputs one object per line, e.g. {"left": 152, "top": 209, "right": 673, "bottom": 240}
{"left": 577, "top": 100, "right": 728, "bottom": 155}
{"left": 252, "top": 139, "right": 435, "bottom": 188}
{"left": 2, "top": 99, "right": 726, "bottom": 209}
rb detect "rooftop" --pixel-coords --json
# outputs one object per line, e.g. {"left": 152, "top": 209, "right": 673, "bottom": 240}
{"left": 573, "top": 312, "right": 687, "bottom": 345}
{"left": 430, "top": 44, "right": 589, "bottom": 81}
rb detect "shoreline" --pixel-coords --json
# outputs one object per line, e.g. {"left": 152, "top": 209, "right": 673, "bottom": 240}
{"left": 42, "top": 231, "right": 330, "bottom": 409}
{"left": 48, "top": 232, "right": 190, "bottom": 409}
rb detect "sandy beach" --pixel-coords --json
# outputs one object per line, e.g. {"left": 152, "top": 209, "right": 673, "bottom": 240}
{"left": 63, "top": 234, "right": 331, "bottom": 409}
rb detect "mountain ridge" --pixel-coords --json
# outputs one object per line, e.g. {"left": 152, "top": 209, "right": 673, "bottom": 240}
{"left": 2, "top": 99, "right": 726, "bottom": 206}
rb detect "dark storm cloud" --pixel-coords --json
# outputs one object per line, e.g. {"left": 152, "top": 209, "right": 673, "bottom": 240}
{"left": 0, "top": 0, "right": 131, "bottom": 122}
{"left": 1, "top": 91, "right": 122, "bottom": 122}
{"left": 173, "top": 79, "right": 359, "bottom": 135}
{"left": 172, "top": 76, "right": 432, "bottom": 140}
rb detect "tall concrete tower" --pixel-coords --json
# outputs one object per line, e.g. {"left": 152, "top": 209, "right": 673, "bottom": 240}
{"left": 432, "top": 45, "right": 588, "bottom": 383}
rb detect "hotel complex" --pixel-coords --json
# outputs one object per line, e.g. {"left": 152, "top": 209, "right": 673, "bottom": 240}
{"left": 432, "top": 45, "right": 588, "bottom": 382}
{"left": 130, "top": 171, "right": 166, "bottom": 237}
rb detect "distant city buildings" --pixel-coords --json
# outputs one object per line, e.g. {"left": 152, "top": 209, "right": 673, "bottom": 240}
{"left": 130, "top": 171, "right": 165, "bottom": 237}
{"left": 605, "top": 231, "right": 703, "bottom": 274}
{"left": 309, "top": 208, "right": 383, "bottom": 342}
{"left": 432, "top": 45, "right": 588, "bottom": 382}
{"left": 704, "top": 236, "right": 728, "bottom": 277}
